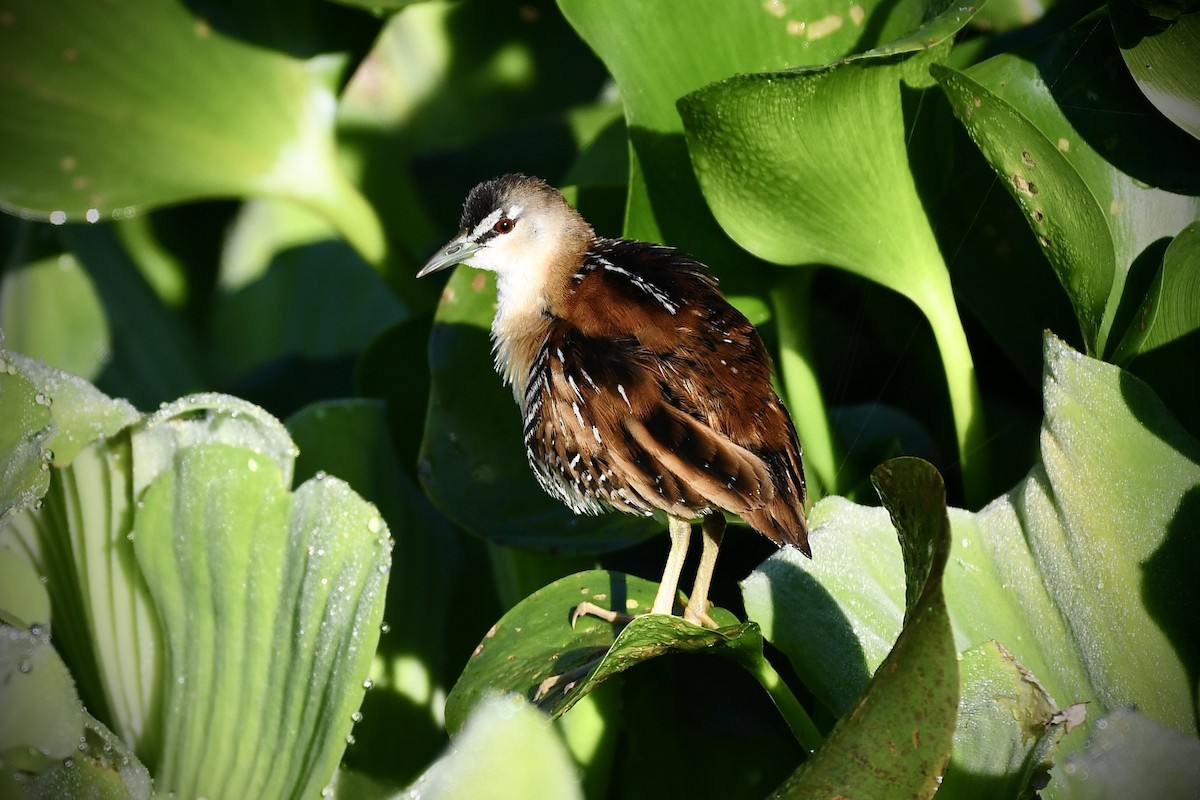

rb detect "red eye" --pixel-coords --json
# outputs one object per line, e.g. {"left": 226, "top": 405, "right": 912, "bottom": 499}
{"left": 494, "top": 217, "right": 515, "bottom": 234}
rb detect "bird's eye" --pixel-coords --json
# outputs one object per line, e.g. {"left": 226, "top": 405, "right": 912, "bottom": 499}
{"left": 494, "top": 217, "right": 515, "bottom": 234}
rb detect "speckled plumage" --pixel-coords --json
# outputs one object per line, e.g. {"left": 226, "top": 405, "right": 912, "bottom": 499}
{"left": 420, "top": 174, "right": 809, "bottom": 623}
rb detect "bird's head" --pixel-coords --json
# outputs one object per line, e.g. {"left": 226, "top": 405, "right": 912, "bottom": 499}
{"left": 418, "top": 174, "right": 593, "bottom": 282}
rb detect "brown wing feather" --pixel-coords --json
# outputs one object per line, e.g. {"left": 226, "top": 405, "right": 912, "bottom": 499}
{"left": 527, "top": 238, "right": 809, "bottom": 553}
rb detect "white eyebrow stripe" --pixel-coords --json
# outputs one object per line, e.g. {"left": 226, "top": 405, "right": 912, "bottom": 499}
{"left": 469, "top": 208, "right": 504, "bottom": 240}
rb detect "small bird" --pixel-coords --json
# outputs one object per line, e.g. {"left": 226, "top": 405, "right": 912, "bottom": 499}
{"left": 419, "top": 174, "right": 808, "bottom": 626}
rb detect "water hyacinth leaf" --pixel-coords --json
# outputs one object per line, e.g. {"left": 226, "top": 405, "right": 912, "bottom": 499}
{"left": 0, "top": 252, "right": 110, "bottom": 382}
{"left": 420, "top": 265, "right": 659, "bottom": 552}
{"left": 444, "top": 570, "right": 662, "bottom": 733}
{"left": 680, "top": 12, "right": 989, "bottom": 502}
{"left": 402, "top": 695, "right": 583, "bottom": 800}
{"left": 0, "top": 355, "right": 53, "bottom": 525}
{"left": 0, "top": 0, "right": 384, "bottom": 262}
{"left": 746, "top": 334, "right": 1200, "bottom": 784}
{"left": 0, "top": 618, "right": 153, "bottom": 800}
{"left": 4, "top": 351, "right": 138, "bottom": 468}
{"left": 444, "top": 569, "right": 807, "bottom": 746}
{"left": 132, "top": 444, "right": 391, "bottom": 799}
{"left": 932, "top": 20, "right": 1200, "bottom": 357}
{"left": 288, "top": 399, "right": 462, "bottom": 784}
{"left": 769, "top": 457, "right": 958, "bottom": 799}
{"left": 559, "top": 0, "right": 930, "bottom": 245}
{"left": 1111, "top": 0, "right": 1200, "bottom": 140}
{"left": 212, "top": 199, "right": 410, "bottom": 379}
{"left": 1112, "top": 220, "right": 1200, "bottom": 364}
{"left": 940, "top": 640, "right": 1082, "bottom": 799}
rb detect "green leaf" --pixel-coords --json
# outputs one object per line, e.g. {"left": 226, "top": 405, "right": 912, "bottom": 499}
{"left": 212, "top": 199, "right": 410, "bottom": 378}
{"left": 1112, "top": 221, "right": 1200, "bottom": 363}
{"left": 746, "top": 333, "right": 1200, "bottom": 791}
{"left": 445, "top": 569, "right": 820, "bottom": 750}
{"left": 420, "top": 264, "right": 659, "bottom": 552}
{"left": 941, "top": 641, "right": 1082, "bottom": 799}
{"left": 4, "top": 351, "right": 138, "bottom": 468}
{"left": 768, "top": 457, "right": 958, "bottom": 798}
{"left": 560, "top": 0, "right": 929, "bottom": 244}
{"left": 0, "top": 354, "right": 53, "bottom": 525}
{"left": 1112, "top": 1, "right": 1200, "bottom": 140}
{"left": 133, "top": 444, "right": 391, "bottom": 798}
{"left": 933, "top": 20, "right": 1200, "bottom": 357}
{"left": 680, "top": 10, "right": 990, "bottom": 503}
{"left": 288, "top": 399, "right": 461, "bottom": 786}
{"left": 0, "top": 617, "right": 153, "bottom": 800}
{"left": 401, "top": 695, "right": 583, "bottom": 800}
{"left": 0, "top": 0, "right": 384, "bottom": 262}
{"left": 0, "top": 250, "right": 110, "bottom": 382}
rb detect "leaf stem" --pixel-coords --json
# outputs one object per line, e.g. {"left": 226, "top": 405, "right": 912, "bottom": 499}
{"left": 916, "top": 282, "right": 990, "bottom": 508}
{"left": 748, "top": 650, "right": 824, "bottom": 753}
{"left": 770, "top": 270, "right": 840, "bottom": 503}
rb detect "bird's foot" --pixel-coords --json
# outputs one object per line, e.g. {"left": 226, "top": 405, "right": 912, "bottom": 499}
{"left": 533, "top": 661, "right": 600, "bottom": 703}
{"left": 573, "top": 599, "right": 720, "bottom": 630}
{"left": 571, "top": 601, "right": 634, "bottom": 628}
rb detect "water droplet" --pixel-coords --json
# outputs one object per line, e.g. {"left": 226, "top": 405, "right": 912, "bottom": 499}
{"left": 367, "top": 516, "right": 383, "bottom": 534}
{"left": 85, "top": 208, "right": 100, "bottom": 223}
{"left": 49, "top": 210, "right": 67, "bottom": 225}
{"left": 380, "top": 622, "right": 391, "bottom": 633}
{"left": 18, "top": 660, "right": 32, "bottom": 673}
{"left": 351, "top": 711, "right": 363, "bottom": 723}
{"left": 345, "top": 734, "right": 356, "bottom": 745}
{"left": 362, "top": 678, "right": 373, "bottom": 689}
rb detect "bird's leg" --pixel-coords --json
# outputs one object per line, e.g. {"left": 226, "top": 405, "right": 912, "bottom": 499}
{"left": 683, "top": 514, "right": 726, "bottom": 627}
{"left": 650, "top": 515, "right": 693, "bottom": 615}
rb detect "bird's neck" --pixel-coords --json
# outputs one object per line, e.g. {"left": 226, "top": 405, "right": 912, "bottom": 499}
{"left": 490, "top": 248, "right": 578, "bottom": 406}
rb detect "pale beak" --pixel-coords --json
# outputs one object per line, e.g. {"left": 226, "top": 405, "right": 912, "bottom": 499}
{"left": 418, "top": 235, "right": 479, "bottom": 278}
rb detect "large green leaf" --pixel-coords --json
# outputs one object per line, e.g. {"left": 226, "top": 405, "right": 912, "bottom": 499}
{"left": 745, "top": 333, "right": 1200, "bottom": 796}
{"left": 0, "top": 376, "right": 392, "bottom": 798}
{"left": 1112, "top": 220, "right": 1200, "bottom": 363}
{"left": 769, "top": 458, "right": 959, "bottom": 798}
{"left": 399, "top": 696, "right": 583, "bottom": 800}
{"left": 559, "top": 0, "right": 928, "bottom": 245}
{"left": 0, "top": 352, "right": 53, "bottom": 525}
{"left": 1055, "top": 707, "right": 1200, "bottom": 799}
{"left": 212, "top": 198, "right": 409, "bottom": 379}
{"left": 419, "top": 263, "right": 659, "bottom": 552}
{"left": 444, "top": 569, "right": 821, "bottom": 751}
{"left": 1111, "top": 0, "right": 1200, "bottom": 140}
{"left": 0, "top": 0, "right": 384, "bottom": 262}
{"left": 933, "top": 19, "right": 1200, "bottom": 358}
{"left": 288, "top": 399, "right": 462, "bottom": 786}
{"left": 134, "top": 445, "right": 390, "bottom": 798}
{"left": 680, "top": 6, "right": 990, "bottom": 503}
{"left": 0, "top": 250, "right": 110, "bottom": 382}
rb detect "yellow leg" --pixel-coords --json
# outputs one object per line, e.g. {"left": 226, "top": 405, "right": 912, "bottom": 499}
{"left": 684, "top": 514, "right": 726, "bottom": 625}
{"left": 650, "top": 516, "right": 693, "bottom": 615}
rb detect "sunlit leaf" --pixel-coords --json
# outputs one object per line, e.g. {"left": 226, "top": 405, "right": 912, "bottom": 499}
{"left": 401, "top": 695, "right": 582, "bottom": 800}
{"left": 769, "top": 457, "right": 958, "bottom": 799}
{"left": 134, "top": 445, "right": 391, "bottom": 798}
{"left": 1054, "top": 707, "right": 1200, "bottom": 799}
{"left": 0, "top": 251, "right": 110, "bottom": 381}
{"left": 0, "top": 354, "right": 53, "bottom": 525}
{"left": 1112, "top": 0, "right": 1200, "bottom": 140}
{"left": 680, "top": 6, "right": 990, "bottom": 502}
{"left": 933, "top": 19, "right": 1200, "bottom": 356}
{"left": 0, "top": 0, "right": 384, "bottom": 262}
{"left": 746, "top": 333, "right": 1200, "bottom": 795}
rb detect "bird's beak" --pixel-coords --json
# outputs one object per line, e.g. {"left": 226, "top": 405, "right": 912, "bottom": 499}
{"left": 418, "top": 235, "right": 479, "bottom": 278}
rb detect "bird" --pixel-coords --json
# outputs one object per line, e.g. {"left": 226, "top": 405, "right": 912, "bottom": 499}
{"left": 418, "top": 174, "right": 808, "bottom": 627}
